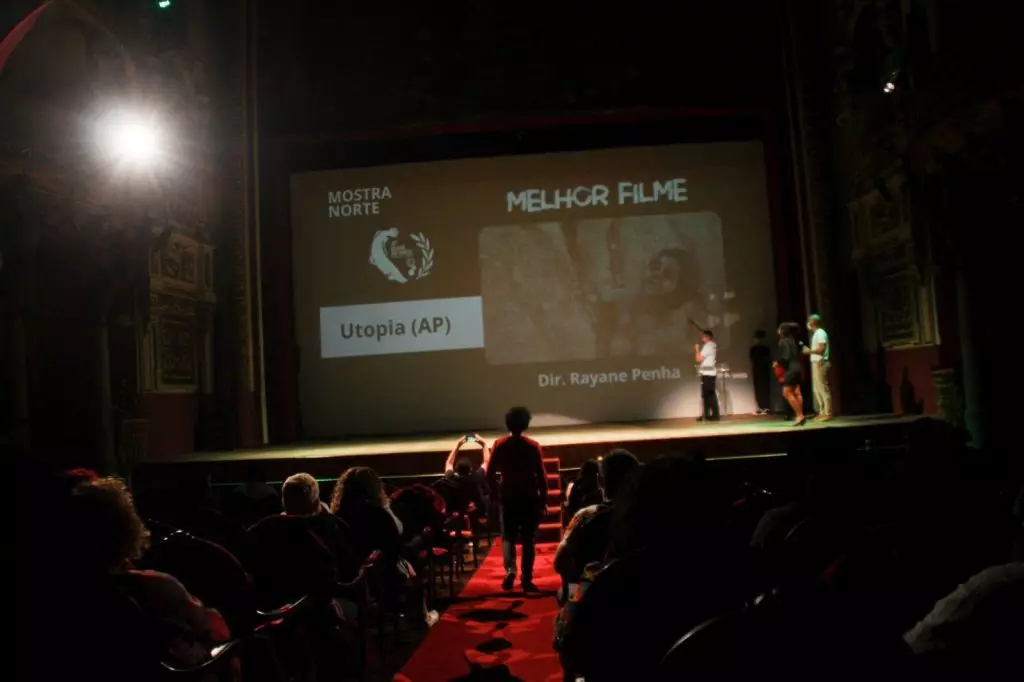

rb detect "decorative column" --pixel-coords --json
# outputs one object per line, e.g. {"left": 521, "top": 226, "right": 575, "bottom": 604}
{"left": 952, "top": 265, "right": 983, "bottom": 446}
{"left": 938, "top": 150, "right": 1000, "bottom": 448}
{"left": 90, "top": 226, "right": 119, "bottom": 473}
{"left": 1, "top": 178, "right": 32, "bottom": 452}
{"left": 781, "top": 0, "right": 850, "bottom": 414}
{"left": 218, "top": 0, "right": 259, "bottom": 449}
{"left": 96, "top": 308, "right": 117, "bottom": 472}
{"left": 7, "top": 309, "right": 30, "bottom": 451}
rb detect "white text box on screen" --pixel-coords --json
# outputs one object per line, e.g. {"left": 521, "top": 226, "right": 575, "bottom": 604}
{"left": 319, "top": 297, "right": 485, "bottom": 359}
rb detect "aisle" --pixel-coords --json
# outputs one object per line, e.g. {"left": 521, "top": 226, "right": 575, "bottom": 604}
{"left": 396, "top": 543, "right": 563, "bottom": 682}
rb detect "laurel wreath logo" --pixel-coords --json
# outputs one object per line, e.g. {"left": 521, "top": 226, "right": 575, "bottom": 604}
{"left": 410, "top": 232, "right": 434, "bottom": 279}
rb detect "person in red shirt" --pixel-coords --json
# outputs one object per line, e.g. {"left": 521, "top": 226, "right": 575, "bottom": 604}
{"left": 487, "top": 406, "right": 547, "bottom": 591}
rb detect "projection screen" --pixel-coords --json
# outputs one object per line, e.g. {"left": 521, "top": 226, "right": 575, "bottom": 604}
{"left": 290, "top": 141, "right": 777, "bottom": 437}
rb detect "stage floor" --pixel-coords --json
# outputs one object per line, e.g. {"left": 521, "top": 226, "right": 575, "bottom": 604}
{"left": 168, "top": 413, "right": 917, "bottom": 465}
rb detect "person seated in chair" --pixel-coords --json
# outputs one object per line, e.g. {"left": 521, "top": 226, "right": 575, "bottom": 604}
{"left": 390, "top": 483, "right": 448, "bottom": 562}
{"left": 54, "top": 476, "right": 231, "bottom": 670}
{"left": 330, "top": 467, "right": 439, "bottom": 627}
{"left": 554, "top": 450, "right": 639, "bottom": 583}
{"left": 247, "top": 473, "right": 362, "bottom": 619}
{"left": 439, "top": 434, "right": 492, "bottom": 517}
{"left": 562, "top": 459, "right": 604, "bottom": 529}
{"left": 558, "top": 454, "right": 758, "bottom": 682}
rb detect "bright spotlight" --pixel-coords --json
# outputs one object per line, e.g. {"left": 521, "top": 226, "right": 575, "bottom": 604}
{"left": 96, "top": 110, "right": 163, "bottom": 167}
{"left": 883, "top": 81, "right": 896, "bottom": 94}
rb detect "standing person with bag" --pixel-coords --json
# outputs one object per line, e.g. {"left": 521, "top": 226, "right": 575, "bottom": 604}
{"left": 774, "top": 322, "right": 807, "bottom": 427}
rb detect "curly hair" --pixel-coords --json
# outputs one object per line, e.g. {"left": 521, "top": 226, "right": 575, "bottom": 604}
{"left": 778, "top": 322, "right": 801, "bottom": 339}
{"left": 329, "top": 466, "right": 385, "bottom": 514}
{"left": 58, "top": 476, "right": 151, "bottom": 575}
{"left": 505, "top": 406, "right": 532, "bottom": 434}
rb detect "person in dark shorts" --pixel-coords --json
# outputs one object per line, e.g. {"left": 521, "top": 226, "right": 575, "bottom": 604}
{"left": 487, "top": 406, "right": 548, "bottom": 592}
{"left": 775, "top": 322, "right": 806, "bottom": 426}
{"left": 749, "top": 329, "right": 772, "bottom": 414}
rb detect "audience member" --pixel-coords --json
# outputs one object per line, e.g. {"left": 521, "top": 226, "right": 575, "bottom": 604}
{"left": 247, "top": 473, "right": 360, "bottom": 606}
{"left": 438, "top": 436, "right": 492, "bottom": 516}
{"left": 562, "top": 459, "right": 603, "bottom": 528}
{"left": 555, "top": 450, "right": 639, "bottom": 582}
{"left": 559, "top": 454, "right": 757, "bottom": 682}
{"left": 330, "top": 466, "right": 439, "bottom": 626}
{"left": 246, "top": 472, "right": 361, "bottom": 628}
{"left": 826, "top": 420, "right": 1015, "bottom": 640}
{"left": 280, "top": 472, "right": 321, "bottom": 515}
{"left": 439, "top": 458, "right": 491, "bottom": 516}
{"left": 750, "top": 438, "right": 868, "bottom": 587}
{"left": 27, "top": 410, "right": 1022, "bottom": 681}
{"left": 391, "top": 482, "right": 447, "bottom": 547}
{"left": 56, "top": 476, "right": 231, "bottom": 669}
{"left": 330, "top": 467, "right": 404, "bottom": 561}
{"left": 904, "top": 561, "right": 1024, "bottom": 674}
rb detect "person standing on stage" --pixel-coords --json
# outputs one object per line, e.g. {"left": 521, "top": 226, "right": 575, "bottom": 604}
{"left": 749, "top": 329, "right": 772, "bottom": 415}
{"left": 694, "top": 329, "right": 720, "bottom": 422}
{"left": 803, "top": 314, "right": 832, "bottom": 421}
{"left": 487, "top": 406, "right": 548, "bottom": 592}
{"left": 776, "top": 322, "right": 807, "bottom": 426}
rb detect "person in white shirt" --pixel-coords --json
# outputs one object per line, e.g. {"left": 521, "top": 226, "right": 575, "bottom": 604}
{"left": 694, "top": 329, "right": 720, "bottom": 422}
{"left": 803, "top": 314, "right": 832, "bottom": 420}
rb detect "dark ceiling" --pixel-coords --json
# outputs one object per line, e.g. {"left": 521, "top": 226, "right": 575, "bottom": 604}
{"left": 255, "top": 0, "right": 785, "bottom": 136}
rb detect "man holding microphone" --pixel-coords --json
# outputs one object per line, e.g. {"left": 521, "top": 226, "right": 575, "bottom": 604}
{"left": 694, "top": 329, "right": 720, "bottom": 422}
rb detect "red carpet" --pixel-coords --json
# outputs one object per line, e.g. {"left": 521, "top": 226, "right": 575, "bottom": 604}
{"left": 396, "top": 543, "right": 563, "bottom": 682}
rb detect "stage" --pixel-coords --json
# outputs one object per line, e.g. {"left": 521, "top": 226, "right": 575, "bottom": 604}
{"left": 136, "top": 413, "right": 920, "bottom": 485}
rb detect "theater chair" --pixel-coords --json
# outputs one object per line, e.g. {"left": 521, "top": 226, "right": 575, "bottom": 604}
{"left": 141, "top": 525, "right": 252, "bottom": 633}
{"left": 659, "top": 608, "right": 754, "bottom": 679}
{"left": 239, "top": 518, "right": 377, "bottom": 680}
{"left": 246, "top": 574, "right": 374, "bottom": 680}
{"left": 362, "top": 548, "right": 436, "bottom": 654}
{"left": 420, "top": 525, "right": 458, "bottom": 600}
{"left": 444, "top": 511, "right": 473, "bottom": 573}
{"left": 162, "top": 640, "right": 243, "bottom": 679}
{"left": 54, "top": 580, "right": 307, "bottom": 682}
{"left": 245, "top": 596, "right": 316, "bottom": 682}
{"left": 464, "top": 503, "right": 498, "bottom": 569}
{"left": 439, "top": 504, "right": 496, "bottom": 573}
{"left": 347, "top": 550, "right": 389, "bottom": 663}
{"left": 242, "top": 554, "right": 376, "bottom": 677}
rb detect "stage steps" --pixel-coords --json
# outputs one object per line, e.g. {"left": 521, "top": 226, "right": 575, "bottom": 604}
{"left": 539, "top": 457, "right": 563, "bottom": 543}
